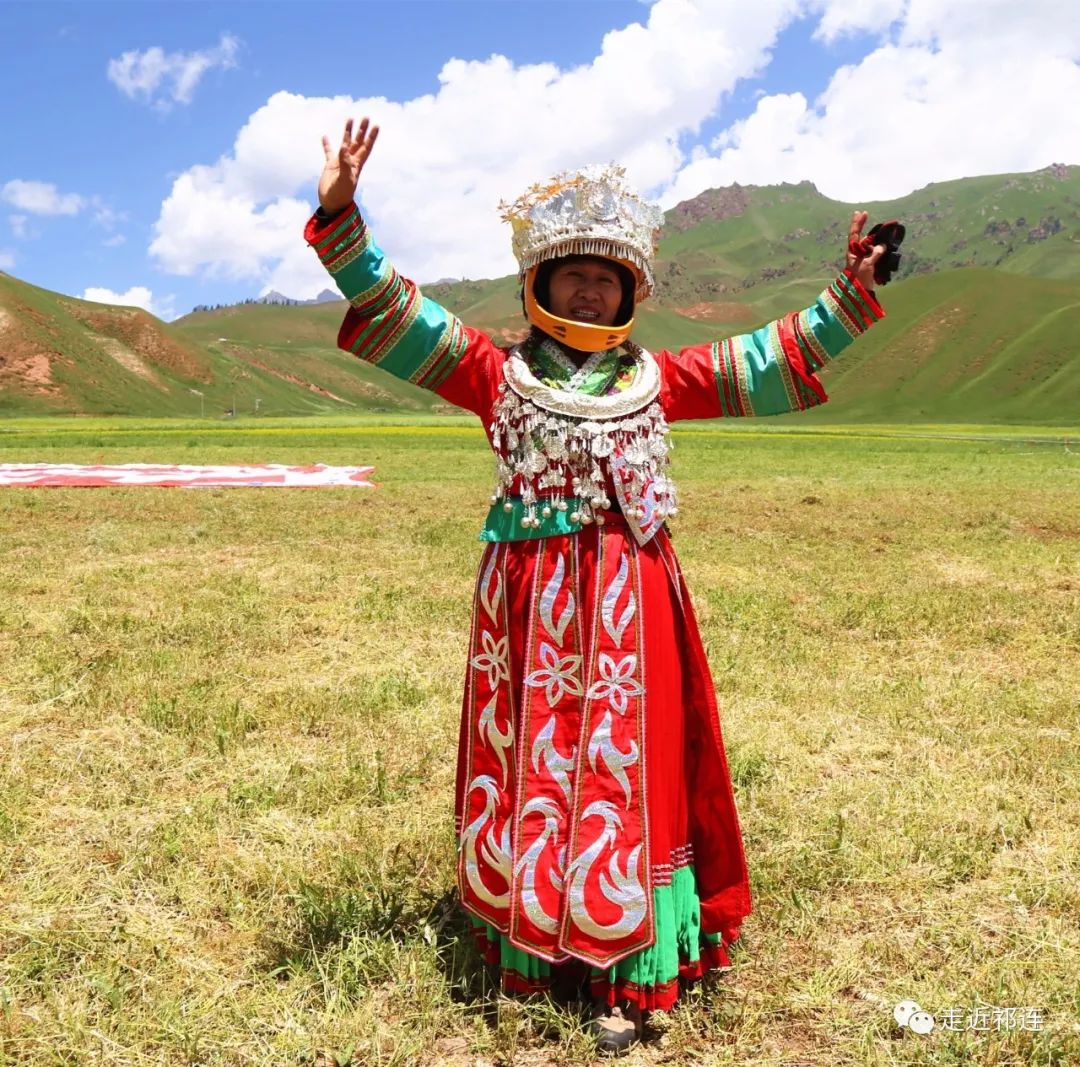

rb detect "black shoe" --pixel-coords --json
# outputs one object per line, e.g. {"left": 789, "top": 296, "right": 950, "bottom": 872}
{"left": 590, "top": 1001, "right": 642, "bottom": 1055}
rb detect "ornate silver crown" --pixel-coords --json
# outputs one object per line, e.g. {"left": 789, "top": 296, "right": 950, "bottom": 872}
{"left": 500, "top": 164, "right": 664, "bottom": 300}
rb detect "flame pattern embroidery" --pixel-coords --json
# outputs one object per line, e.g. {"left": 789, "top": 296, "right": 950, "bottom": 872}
{"left": 531, "top": 715, "right": 574, "bottom": 806}
{"left": 601, "top": 552, "right": 636, "bottom": 644}
{"left": 457, "top": 543, "right": 517, "bottom": 932}
{"left": 461, "top": 775, "right": 512, "bottom": 909}
{"left": 509, "top": 543, "right": 582, "bottom": 958}
{"left": 459, "top": 535, "right": 654, "bottom": 966}
{"left": 514, "top": 797, "right": 565, "bottom": 935}
{"left": 478, "top": 693, "right": 513, "bottom": 789}
{"left": 565, "top": 801, "right": 646, "bottom": 941}
{"left": 539, "top": 552, "right": 575, "bottom": 642}
{"left": 587, "top": 710, "right": 639, "bottom": 807}
{"left": 559, "top": 535, "right": 652, "bottom": 964}
{"left": 479, "top": 546, "right": 503, "bottom": 623}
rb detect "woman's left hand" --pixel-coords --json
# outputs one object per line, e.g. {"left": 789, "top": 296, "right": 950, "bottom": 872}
{"left": 845, "top": 210, "right": 886, "bottom": 292}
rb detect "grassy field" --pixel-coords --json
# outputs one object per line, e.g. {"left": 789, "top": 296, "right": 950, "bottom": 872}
{"left": 0, "top": 418, "right": 1077, "bottom": 1066}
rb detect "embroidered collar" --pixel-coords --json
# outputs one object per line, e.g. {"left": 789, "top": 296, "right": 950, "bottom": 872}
{"left": 505, "top": 340, "right": 660, "bottom": 419}
{"left": 526, "top": 336, "right": 624, "bottom": 396}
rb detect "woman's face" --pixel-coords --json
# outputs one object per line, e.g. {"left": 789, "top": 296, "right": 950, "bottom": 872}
{"left": 545, "top": 258, "right": 625, "bottom": 327}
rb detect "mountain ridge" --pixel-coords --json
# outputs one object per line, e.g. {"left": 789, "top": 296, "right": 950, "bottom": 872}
{"left": 1, "top": 164, "right": 1077, "bottom": 422}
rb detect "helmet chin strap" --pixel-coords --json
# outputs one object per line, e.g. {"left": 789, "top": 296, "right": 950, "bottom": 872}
{"left": 523, "top": 264, "right": 636, "bottom": 353}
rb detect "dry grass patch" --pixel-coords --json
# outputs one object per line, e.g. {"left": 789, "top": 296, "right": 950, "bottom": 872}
{"left": 1, "top": 422, "right": 1077, "bottom": 1065}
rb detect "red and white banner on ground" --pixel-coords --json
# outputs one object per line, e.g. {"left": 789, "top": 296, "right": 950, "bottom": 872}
{"left": 0, "top": 463, "right": 375, "bottom": 488}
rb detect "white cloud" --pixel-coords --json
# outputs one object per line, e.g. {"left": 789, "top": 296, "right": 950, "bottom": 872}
{"left": 91, "top": 199, "right": 126, "bottom": 230}
{"left": 81, "top": 285, "right": 177, "bottom": 321}
{"left": 9, "top": 215, "right": 29, "bottom": 238}
{"left": 896, "top": 0, "right": 1080, "bottom": 56}
{"left": 812, "top": 0, "right": 905, "bottom": 43}
{"left": 149, "top": 0, "right": 803, "bottom": 296}
{"left": 0, "top": 249, "right": 15, "bottom": 270}
{"left": 107, "top": 33, "right": 239, "bottom": 109}
{"left": 102, "top": 233, "right": 127, "bottom": 247}
{"left": 148, "top": 0, "right": 1080, "bottom": 297}
{"left": 2, "top": 179, "right": 85, "bottom": 216}
{"left": 663, "top": 0, "right": 1080, "bottom": 204}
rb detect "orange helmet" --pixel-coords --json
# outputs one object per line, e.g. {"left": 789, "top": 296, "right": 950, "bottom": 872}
{"left": 522, "top": 255, "right": 639, "bottom": 352}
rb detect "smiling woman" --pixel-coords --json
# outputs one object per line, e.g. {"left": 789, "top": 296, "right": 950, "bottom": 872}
{"left": 306, "top": 116, "right": 887, "bottom": 1054}
{"left": 546, "top": 258, "right": 626, "bottom": 327}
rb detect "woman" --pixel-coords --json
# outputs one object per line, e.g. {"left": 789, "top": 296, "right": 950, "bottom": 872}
{"left": 306, "top": 118, "right": 886, "bottom": 1052}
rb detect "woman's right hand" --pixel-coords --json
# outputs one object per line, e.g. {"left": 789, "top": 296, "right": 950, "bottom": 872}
{"left": 318, "top": 116, "right": 380, "bottom": 216}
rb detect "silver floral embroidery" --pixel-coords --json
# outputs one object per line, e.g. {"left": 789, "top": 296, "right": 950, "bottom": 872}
{"left": 525, "top": 642, "right": 583, "bottom": 708}
{"left": 586, "top": 653, "right": 642, "bottom": 715}
{"left": 471, "top": 629, "right": 509, "bottom": 690}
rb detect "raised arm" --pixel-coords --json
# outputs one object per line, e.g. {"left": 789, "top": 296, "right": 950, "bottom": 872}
{"left": 305, "top": 118, "right": 502, "bottom": 419}
{"left": 658, "top": 211, "right": 887, "bottom": 421}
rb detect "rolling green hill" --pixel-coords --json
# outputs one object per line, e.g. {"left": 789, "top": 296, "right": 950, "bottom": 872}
{"left": 795, "top": 269, "right": 1080, "bottom": 423}
{"left": 1, "top": 164, "right": 1076, "bottom": 423}
{"left": 0, "top": 274, "right": 450, "bottom": 419}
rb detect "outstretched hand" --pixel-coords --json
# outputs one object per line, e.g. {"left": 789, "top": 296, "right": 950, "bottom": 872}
{"left": 318, "top": 117, "right": 380, "bottom": 216}
{"left": 845, "top": 210, "right": 886, "bottom": 293}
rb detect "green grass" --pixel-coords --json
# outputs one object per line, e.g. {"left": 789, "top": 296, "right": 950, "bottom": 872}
{"left": 0, "top": 419, "right": 1077, "bottom": 1065}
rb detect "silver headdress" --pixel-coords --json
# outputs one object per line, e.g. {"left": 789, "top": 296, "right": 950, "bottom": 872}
{"left": 500, "top": 164, "right": 664, "bottom": 301}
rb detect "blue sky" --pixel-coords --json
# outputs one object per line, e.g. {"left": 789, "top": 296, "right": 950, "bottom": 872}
{"left": 1, "top": 0, "right": 1076, "bottom": 320}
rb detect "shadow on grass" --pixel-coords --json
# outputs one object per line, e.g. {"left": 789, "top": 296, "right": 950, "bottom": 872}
{"left": 267, "top": 874, "right": 612, "bottom": 1060}
{"left": 267, "top": 865, "right": 749, "bottom": 1063}
{"left": 268, "top": 876, "right": 490, "bottom": 1002}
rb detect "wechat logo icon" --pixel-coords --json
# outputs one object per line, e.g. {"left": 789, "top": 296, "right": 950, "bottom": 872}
{"left": 894, "top": 1000, "right": 935, "bottom": 1035}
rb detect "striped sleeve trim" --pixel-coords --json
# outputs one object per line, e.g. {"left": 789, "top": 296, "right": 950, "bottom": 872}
{"left": 823, "top": 271, "right": 885, "bottom": 339}
{"left": 349, "top": 265, "right": 406, "bottom": 317}
{"left": 821, "top": 284, "right": 861, "bottom": 339}
{"left": 776, "top": 313, "right": 827, "bottom": 411}
{"left": 309, "top": 206, "right": 372, "bottom": 273}
{"left": 345, "top": 281, "right": 423, "bottom": 365}
{"left": 309, "top": 205, "right": 471, "bottom": 391}
{"left": 415, "top": 314, "right": 469, "bottom": 389}
{"left": 837, "top": 270, "right": 885, "bottom": 327}
{"left": 340, "top": 281, "right": 467, "bottom": 388}
{"left": 710, "top": 339, "right": 752, "bottom": 417}
{"left": 766, "top": 320, "right": 801, "bottom": 412}
{"left": 794, "top": 307, "right": 831, "bottom": 368}
{"left": 325, "top": 230, "right": 372, "bottom": 275}
{"left": 708, "top": 342, "right": 731, "bottom": 416}
{"left": 730, "top": 338, "right": 755, "bottom": 415}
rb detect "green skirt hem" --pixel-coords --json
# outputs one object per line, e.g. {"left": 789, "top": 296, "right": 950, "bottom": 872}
{"left": 467, "top": 864, "right": 732, "bottom": 1011}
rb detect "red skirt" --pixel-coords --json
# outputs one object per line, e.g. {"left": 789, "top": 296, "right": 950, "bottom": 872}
{"left": 454, "top": 516, "right": 751, "bottom": 970}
